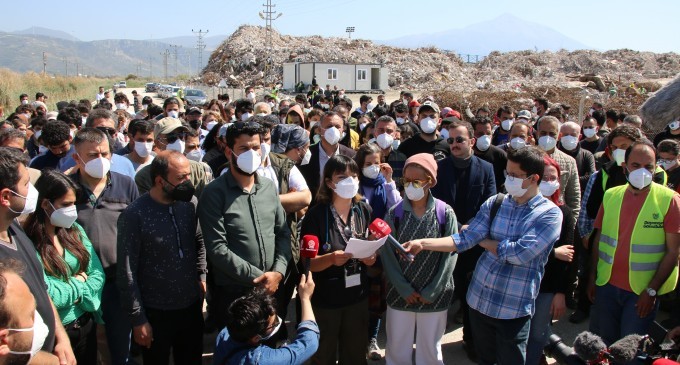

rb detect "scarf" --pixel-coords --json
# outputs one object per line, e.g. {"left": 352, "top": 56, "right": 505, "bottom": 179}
{"left": 360, "top": 174, "right": 387, "bottom": 219}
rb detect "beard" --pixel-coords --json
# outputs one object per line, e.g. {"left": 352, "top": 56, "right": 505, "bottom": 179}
{"left": 230, "top": 153, "right": 257, "bottom": 177}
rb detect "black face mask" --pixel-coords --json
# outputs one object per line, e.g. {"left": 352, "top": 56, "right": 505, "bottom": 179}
{"left": 189, "top": 120, "right": 201, "bottom": 130}
{"left": 163, "top": 179, "right": 195, "bottom": 202}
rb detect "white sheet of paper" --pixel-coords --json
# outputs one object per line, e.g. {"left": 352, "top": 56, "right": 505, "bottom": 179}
{"left": 344, "top": 236, "right": 388, "bottom": 259}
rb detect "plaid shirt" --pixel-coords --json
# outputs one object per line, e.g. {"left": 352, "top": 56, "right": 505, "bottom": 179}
{"left": 454, "top": 193, "right": 563, "bottom": 319}
{"left": 577, "top": 172, "right": 599, "bottom": 238}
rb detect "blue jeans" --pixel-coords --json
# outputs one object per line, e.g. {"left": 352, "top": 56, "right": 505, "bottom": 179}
{"left": 591, "top": 283, "right": 659, "bottom": 346}
{"left": 101, "top": 281, "right": 133, "bottom": 365}
{"left": 469, "top": 308, "right": 531, "bottom": 365}
{"left": 526, "top": 293, "right": 554, "bottom": 365}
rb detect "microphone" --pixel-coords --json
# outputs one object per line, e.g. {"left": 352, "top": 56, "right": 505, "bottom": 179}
{"left": 609, "top": 334, "right": 643, "bottom": 363}
{"left": 368, "top": 218, "right": 414, "bottom": 262}
{"left": 573, "top": 331, "right": 608, "bottom": 363}
{"left": 300, "top": 235, "right": 320, "bottom": 276}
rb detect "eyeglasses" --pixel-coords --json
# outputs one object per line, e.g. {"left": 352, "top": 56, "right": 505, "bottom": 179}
{"left": 96, "top": 126, "right": 116, "bottom": 136}
{"left": 400, "top": 178, "right": 430, "bottom": 189}
{"left": 504, "top": 170, "right": 533, "bottom": 182}
{"left": 447, "top": 136, "right": 468, "bottom": 144}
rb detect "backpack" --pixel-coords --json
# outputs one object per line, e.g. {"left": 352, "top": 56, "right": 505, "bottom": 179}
{"left": 393, "top": 198, "right": 447, "bottom": 237}
{"left": 489, "top": 193, "right": 505, "bottom": 225}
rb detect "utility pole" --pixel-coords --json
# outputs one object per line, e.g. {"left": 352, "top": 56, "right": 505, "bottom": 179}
{"left": 75, "top": 63, "right": 79, "bottom": 77}
{"left": 160, "top": 49, "right": 170, "bottom": 81}
{"left": 259, "top": 0, "right": 282, "bottom": 83}
{"left": 42, "top": 52, "right": 47, "bottom": 76}
{"left": 149, "top": 57, "right": 153, "bottom": 79}
{"left": 63, "top": 57, "right": 68, "bottom": 76}
{"left": 192, "top": 29, "right": 209, "bottom": 75}
{"left": 170, "top": 44, "right": 181, "bottom": 76}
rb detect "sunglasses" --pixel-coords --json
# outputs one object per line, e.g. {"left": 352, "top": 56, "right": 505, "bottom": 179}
{"left": 164, "top": 132, "right": 187, "bottom": 144}
{"left": 446, "top": 136, "right": 468, "bottom": 144}
{"left": 96, "top": 126, "right": 116, "bottom": 136}
{"left": 399, "top": 178, "right": 430, "bottom": 189}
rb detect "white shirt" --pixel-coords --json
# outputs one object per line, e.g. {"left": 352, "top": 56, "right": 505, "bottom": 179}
{"left": 96, "top": 93, "right": 105, "bottom": 102}
{"left": 257, "top": 159, "right": 309, "bottom": 193}
{"left": 318, "top": 144, "right": 339, "bottom": 180}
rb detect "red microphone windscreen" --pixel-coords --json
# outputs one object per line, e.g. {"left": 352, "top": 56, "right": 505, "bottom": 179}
{"left": 369, "top": 218, "right": 392, "bottom": 239}
{"left": 300, "top": 235, "right": 320, "bottom": 259}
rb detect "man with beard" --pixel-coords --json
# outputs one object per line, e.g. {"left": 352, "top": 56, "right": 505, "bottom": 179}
{"left": 28, "top": 121, "right": 74, "bottom": 171}
{"left": 398, "top": 101, "right": 450, "bottom": 161}
{"left": 198, "top": 121, "right": 291, "bottom": 329}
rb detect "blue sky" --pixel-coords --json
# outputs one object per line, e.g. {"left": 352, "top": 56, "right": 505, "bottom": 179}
{"left": 2, "top": 0, "right": 678, "bottom": 53}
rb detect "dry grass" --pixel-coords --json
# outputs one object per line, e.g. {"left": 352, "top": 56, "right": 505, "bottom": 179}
{"left": 0, "top": 68, "right": 119, "bottom": 113}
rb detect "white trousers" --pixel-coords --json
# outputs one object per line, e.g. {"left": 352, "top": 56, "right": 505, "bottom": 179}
{"left": 385, "top": 306, "right": 447, "bottom": 365}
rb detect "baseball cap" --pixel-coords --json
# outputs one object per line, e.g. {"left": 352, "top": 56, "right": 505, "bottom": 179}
{"left": 154, "top": 117, "right": 188, "bottom": 138}
{"left": 419, "top": 101, "right": 440, "bottom": 115}
{"left": 186, "top": 107, "right": 202, "bottom": 115}
{"left": 517, "top": 110, "right": 532, "bottom": 121}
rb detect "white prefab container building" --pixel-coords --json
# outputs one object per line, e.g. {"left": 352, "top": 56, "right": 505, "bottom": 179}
{"left": 283, "top": 62, "right": 388, "bottom": 92}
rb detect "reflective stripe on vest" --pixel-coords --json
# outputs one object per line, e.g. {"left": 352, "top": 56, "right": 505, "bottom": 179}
{"left": 596, "top": 182, "right": 678, "bottom": 295}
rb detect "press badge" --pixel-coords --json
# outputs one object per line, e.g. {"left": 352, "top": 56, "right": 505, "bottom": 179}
{"left": 345, "top": 261, "right": 361, "bottom": 288}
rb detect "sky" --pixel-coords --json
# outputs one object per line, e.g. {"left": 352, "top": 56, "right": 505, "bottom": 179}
{"left": 1, "top": 0, "right": 679, "bottom": 53}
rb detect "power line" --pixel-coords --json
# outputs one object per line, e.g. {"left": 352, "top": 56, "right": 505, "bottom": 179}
{"left": 170, "top": 44, "right": 181, "bottom": 76}
{"left": 160, "top": 49, "right": 170, "bottom": 81}
{"left": 192, "top": 29, "right": 209, "bottom": 75}
{"left": 259, "top": 0, "right": 282, "bottom": 83}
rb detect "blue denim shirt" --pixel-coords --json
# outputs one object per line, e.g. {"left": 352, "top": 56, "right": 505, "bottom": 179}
{"left": 213, "top": 320, "right": 319, "bottom": 365}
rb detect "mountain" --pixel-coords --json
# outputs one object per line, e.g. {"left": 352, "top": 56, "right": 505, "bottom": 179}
{"left": 12, "top": 27, "right": 80, "bottom": 42}
{"left": 154, "top": 34, "right": 228, "bottom": 53}
{"left": 381, "top": 13, "right": 590, "bottom": 56}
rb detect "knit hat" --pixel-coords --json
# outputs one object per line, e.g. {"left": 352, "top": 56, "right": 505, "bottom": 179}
{"left": 271, "top": 124, "right": 309, "bottom": 154}
{"left": 403, "top": 153, "right": 438, "bottom": 188}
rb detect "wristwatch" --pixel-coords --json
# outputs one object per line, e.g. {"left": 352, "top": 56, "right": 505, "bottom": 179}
{"left": 646, "top": 287, "right": 657, "bottom": 297}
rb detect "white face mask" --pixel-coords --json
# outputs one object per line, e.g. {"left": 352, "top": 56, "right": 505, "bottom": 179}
{"left": 234, "top": 149, "right": 261, "bottom": 174}
{"left": 38, "top": 145, "right": 48, "bottom": 155}
{"left": 538, "top": 135, "right": 557, "bottom": 151}
{"left": 440, "top": 128, "right": 450, "bottom": 140}
{"left": 669, "top": 121, "right": 680, "bottom": 131}
{"left": 309, "top": 121, "right": 318, "bottom": 130}
{"left": 260, "top": 142, "right": 271, "bottom": 162}
{"left": 166, "top": 139, "right": 185, "bottom": 154}
{"left": 323, "top": 126, "right": 341, "bottom": 145}
{"left": 560, "top": 136, "right": 579, "bottom": 151}
{"left": 589, "top": 108, "right": 596, "bottom": 116}
{"left": 505, "top": 175, "right": 530, "bottom": 198}
{"left": 134, "top": 141, "right": 153, "bottom": 158}
{"left": 116, "top": 103, "right": 127, "bottom": 110}
{"left": 34, "top": 130, "right": 42, "bottom": 140}
{"left": 8, "top": 310, "right": 49, "bottom": 358}
{"left": 376, "top": 133, "right": 394, "bottom": 150}
{"left": 582, "top": 127, "right": 597, "bottom": 138}
{"left": 501, "top": 119, "right": 514, "bottom": 131}
{"left": 392, "top": 139, "right": 401, "bottom": 150}
{"left": 206, "top": 121, "right": 218, "bottom": 131}
{"left": 258, "top": 315, "right": 282, "bottom": 341}
{"left": 241, "top": 112, "right": 252, "bottom": 121}
{"left": 404, "top": 183, "right": 426, "bottom": 201}
{"left": 532, "top": 106, "right": 538, "bottom": 114}
{"left": 312, "top": 134, "right": 321, "bottom": 144}
{"left": 395, "top": 117, "right": 406, "bottom": 125}
{"left": 167, "top": 110, "right": 179, "bottom": 118}
{"left": 185, "top": 149, "right": 203, "bottom": 162}
{"left": 8, "top": 183, "right": 39, "bottom": 215}
{"left": 69, "top": 129, "right": 75, "bottom": 140}
{"left": 333, "top": 177, "right": 359, "bottom": 199}
{"left": 142, "top": 104, "right": 148, "bottom": 110}
{"left": 80, "top": 154, "right": 111, "bottom": 179}
{"left": 420, "top": 117, "right": 437, "bottom": 134}
{"left": 299, "top": 148, "right": 312, "bottom": 166}
{"left": 510, "top": 137, "right": 527, "bottom": 150}
{"left": 48, "top": 202, "right": 78, "bottom": 228}
{"left": 362, "top": 164, "right": 381, "bottom": 179}
{"left": 476, "top": 135, "right": 492, "bottom": 151}
{"left": 539, "top": 180, "right": 560, "bottom": 197}
{"left": 612, "top": 148, "right": 626, "bottom": 166}
{"left": 658, "top": 159, "right": 678, "bottom": 171}
{"left": 21, "top": 99, "right": 29, "bottom": 105}
{"left": 627, "top": 167, "right": 653, "bottom": 189}
{"left": 247, "top": 92, "right": 255, "bottom": 100}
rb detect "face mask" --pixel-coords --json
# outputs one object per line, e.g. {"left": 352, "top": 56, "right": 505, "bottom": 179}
{"left": 539, "top": 180, "right": 560, "bottom": 197}
{"left": 440, "top": 128, "right": 450, "bottom": 139}
{"left": 476, "top": 135, "right": 491, "bottom": 151}
{"left": 669, "top": 121, "right": 680, "bottom": 131}
{"left": 510, "top": 137, "right": 526, "bottom": 150}
{"left": 362, "top": 164, "right": 381, "bottom": 179}
{"left": 395, "top": 117, "right": 406, "bottom": 125}
{"left": 167, "top": 139, "right": 185, "bottom": 154}
{"left": 116, "top": 103, "right": 127, "bottom": 110}
{"left": 8, "top": 310, "right": 48, "bottom": 358}
{"left": 34, "top": 130, "right": 42, "bottom": 140}
{"left": 167, "top": 110, "right": 179, "bottom": 118}
{"left": 538, "top": 135, "right": 557, "bottom": 151}
{"left": 309, "top": 121, "right": 318, "bottom": 130}
{"left": 376, "top": 133, "right": 394, "bottom": 150}
{"left": 258, "top": 315, "right": 282, "bottom": 341}
{"left": 260, "top": 143, "right": 271, "bottom": 162}
{"left": 206, "top": 121, "right": 218, "bottom": 131}
{"left": 38, "top": 145, "right": 48, "bottom": 155}
{"left": 80, "top": 155, "right": 111, "bottom": 179}
{"left": 333, "top": 176, "right": 359, "bottom": 199}
{"left": 241, "top": 112, "right": 252, "bottom": 121}
{"left": 392, "top": 139, "right": 401, "bottom": 150}
{"left": 501, "top": 119, "right": 514, "bottom": 131}
{"left": 626, "top": 167, "right": 653, "bottom": 190}
{"left": 8, "top": 183, "right": 39, "bottom": 215}
{"left": 589, "top": 108, "right": 596, "bottom": 116}
{"left": 658, "top": 159, "right": 678, "bottom": 171}
{"left": 532, "top": 106, "right": 538, "bottom": 114}
{"left": 231, "top": 115, "right": 237, "bottom": 122}
{"left": 299, "top": 148, "right": 312, "bottom": 166}
{"left": 359, "top": 123, "right": 368, "bottom": 132}
{"left": 405, "top": 183, "right": 426, "bottom": 201}
{"left": 134, "top": 141, "right": 154, "bottom": 158}
{"left": 612, "top": 148, "right": 626, "bottom": 166}
{"left": 185, "top": 149, "right": 203, "bottom": 162}
{"left": 505, "top": 175, "right": 530, "bottom": 198}
{"left": 268, "top": 102, "right": 275, "bottom": 108}
{"left": 312, "top": 134, "right": 321, "bottom": 144}
{"left": 164, "top": 179, "right": 195, "bottom": 202}
{"left": 69, "top": 129, "right": 75, "bottom": 139}
{"left": 48, "top": 202, "right": 78, "bottom": 228}
{"left": 420, "top": 117, "right": 437, "bottom": 134}
{"left": 233, "top": 149, "right": 261, "bottom": 175}
{"left": 560, "top": 136, "right": 579, "bottom": 151}
{"left": 247, "top": 92, "right": 255, "bottom": 100}
{"left": 324, "top": 126, "right": 341, "bottom": 145}
{"left": 582, "top": 127, "right": 597, "bottom": 138}
{"left": 21, "top": 99, "right": 28, "bottom": 105}
{"left": 142, "top": 104, "right": 148, "bottom": 110}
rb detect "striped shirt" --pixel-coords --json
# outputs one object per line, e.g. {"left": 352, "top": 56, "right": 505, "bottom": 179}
{"left": 453, "top": 193, "right": 563, "bottom": 319}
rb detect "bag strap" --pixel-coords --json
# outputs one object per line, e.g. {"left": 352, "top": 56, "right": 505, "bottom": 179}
{"left": 434, "top": 199, "right": 446, "bottom": 236}
{"left": 489, "top": 193, "right": 505, "bottom": 225}
{"left": 393, "top": 201, "right": 404, "bottom": 232}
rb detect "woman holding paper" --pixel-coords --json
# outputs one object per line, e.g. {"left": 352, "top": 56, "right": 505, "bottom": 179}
{"left": 300, "top": 154, "right": 375, "bottom": 365}
{"left": 380, "top": 153, "right": 458, "bottom": 365}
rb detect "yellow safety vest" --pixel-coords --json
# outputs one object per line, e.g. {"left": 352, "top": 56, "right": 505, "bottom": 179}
{"left": 596, "top": 182, "right": 678, "bottom": 295}
{"left": 602, "top": 165, "right": 667, "bottom": 190}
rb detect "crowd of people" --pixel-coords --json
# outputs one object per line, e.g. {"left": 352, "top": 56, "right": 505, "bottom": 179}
{"left": 0, "top": 84, "right": 679, "bottom": 365}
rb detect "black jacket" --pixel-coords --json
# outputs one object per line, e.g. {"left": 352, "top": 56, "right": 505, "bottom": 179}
{"left": 298, "top": 143, "right": 356, "bottom": 206}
